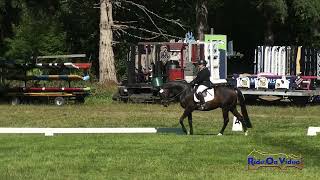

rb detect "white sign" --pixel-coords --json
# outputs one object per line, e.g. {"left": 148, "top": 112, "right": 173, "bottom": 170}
{"left": 307, "top": 127, "right": 320, "bottom": 136}
{"left": 232, "top": 116, "right": 243, "bottom": 131}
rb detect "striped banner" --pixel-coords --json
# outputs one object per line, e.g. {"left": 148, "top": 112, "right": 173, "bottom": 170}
{"left": 6, "top": 75, "right": 90, "bottom": 81}
{"left": 0, "top": 62, "right": 91, "bottom": 70}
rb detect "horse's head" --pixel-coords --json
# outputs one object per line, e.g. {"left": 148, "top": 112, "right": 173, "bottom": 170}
{"left": 159, "top": 80, "right": 190, "bottom": 107}
{"left": 159, "top": 88, "right": 170, "bottom": 107}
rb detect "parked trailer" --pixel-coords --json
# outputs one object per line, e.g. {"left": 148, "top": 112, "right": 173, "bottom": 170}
{"left": 113, "top": 42, "right": 189, "bottom": 103}
{"left": 239, "top": 89, "right": 320, "bottom": 104}
{"left": 235, "top": 46, "right": 320, "bottom": 104}
{"left": 5, "top": 91, "right": 89, "bottom": 106}
{"left": 0, "top": 54, "right": 91, "bottom": 106}
{"left": 114, "top": 36, "right": 229, "bottom": 103}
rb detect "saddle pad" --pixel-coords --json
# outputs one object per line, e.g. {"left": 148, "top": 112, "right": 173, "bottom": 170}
{"left": 194, "top": 89, "right": 215, "bottom": 102}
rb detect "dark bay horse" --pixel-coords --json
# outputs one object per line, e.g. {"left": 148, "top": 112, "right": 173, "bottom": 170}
{"left": 159, "top": 80, "right": 252, "bottom": 135}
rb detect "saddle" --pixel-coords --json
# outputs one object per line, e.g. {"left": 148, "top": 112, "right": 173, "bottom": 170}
{"left": 193, "top": 86, "right": 215, "bottom": 103}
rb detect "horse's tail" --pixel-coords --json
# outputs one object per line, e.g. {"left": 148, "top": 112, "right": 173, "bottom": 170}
{"left": 234, "top": 88, "right": 252, "bottom": 128}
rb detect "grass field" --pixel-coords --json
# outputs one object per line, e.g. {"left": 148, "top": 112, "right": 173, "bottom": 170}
{"left": 0, "top": 96, "right": 319, "bottom": 179}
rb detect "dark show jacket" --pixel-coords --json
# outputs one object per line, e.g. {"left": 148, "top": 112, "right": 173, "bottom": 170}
{"left": 190, "top": 67, "right": 211, "bottom": 87}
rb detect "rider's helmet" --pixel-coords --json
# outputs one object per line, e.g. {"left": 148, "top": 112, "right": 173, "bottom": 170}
{"left": 197, "top": 59, "right": 207, "bottom": 66}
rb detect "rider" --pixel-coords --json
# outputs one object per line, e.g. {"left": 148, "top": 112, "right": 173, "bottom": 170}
{"left": 190, "top": 59, "right": 211, "bottom": 110}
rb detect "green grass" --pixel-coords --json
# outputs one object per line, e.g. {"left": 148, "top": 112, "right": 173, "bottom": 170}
{"left": 0, "top": 99, "right": 319, "bottom": 179}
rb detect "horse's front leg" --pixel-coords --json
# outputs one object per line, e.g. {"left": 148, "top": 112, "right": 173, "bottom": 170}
{"left": 188, "top": 113, "right": 193, "bottom": 135}
{"left": 231, "top": 107, "right": 248, "bottom": 135}
{"left": 179, "top": 109, "right": 191, "bottom": 135}
{"left": 218, "top": 108, "right": 230, "bottom": 136}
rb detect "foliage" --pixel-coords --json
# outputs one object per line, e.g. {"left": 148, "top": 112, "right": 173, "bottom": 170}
{"left": 288, "top": 0, "right": 320, "bottom": 47}
{"left": 113, "top": 43, "right": 129, "bottom": 81}
{"left": 4, "top": 2, "right": 66, "bottom": 60}
{"left": 60, "top": 0, "right": 99, "bottom": 55}
{"left": 252, "top": 0, "right": 288, "bottom": 23}
{"left": 0, "top": 0, "right": 320, "bottom": 76}
{"left": 0, "top": 0, "right": 21, "bottom": 56}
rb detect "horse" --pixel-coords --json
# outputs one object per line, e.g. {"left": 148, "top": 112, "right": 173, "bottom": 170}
{"left": 159, "top": 80, "right": 252, "bottom": 135}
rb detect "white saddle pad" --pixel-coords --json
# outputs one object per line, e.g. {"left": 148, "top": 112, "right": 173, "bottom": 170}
{"left": 194, "top": 89, "right": 215, "bottom": 102}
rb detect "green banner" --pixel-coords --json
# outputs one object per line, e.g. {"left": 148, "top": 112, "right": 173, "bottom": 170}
{"left": 204, "top": 34, "right": 227, "bottom": 50}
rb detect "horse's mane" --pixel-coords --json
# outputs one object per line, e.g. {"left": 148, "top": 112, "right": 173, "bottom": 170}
{"left": 162, "top": 80, "right": 190, "bottom": 90}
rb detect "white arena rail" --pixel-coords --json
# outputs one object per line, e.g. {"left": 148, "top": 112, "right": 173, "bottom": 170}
{"left": 0, "top": 128, "right": 183, "bottom": 136}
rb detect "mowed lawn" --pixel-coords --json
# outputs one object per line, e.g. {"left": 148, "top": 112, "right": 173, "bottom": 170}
{"left": 0, "top": 98, "right": 319, "bottom": 179}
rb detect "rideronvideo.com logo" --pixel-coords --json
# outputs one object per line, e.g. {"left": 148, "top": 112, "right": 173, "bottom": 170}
{"left": 247, "top": 149, "right": 304, "bottom": 170}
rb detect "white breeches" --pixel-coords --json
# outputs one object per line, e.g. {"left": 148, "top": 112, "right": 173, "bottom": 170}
{"left": 196, "top": 85, "right": 208, "bottom": 93}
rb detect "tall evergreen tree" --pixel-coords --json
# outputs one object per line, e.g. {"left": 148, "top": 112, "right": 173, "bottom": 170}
{"left": 4, "top": 0, "right": 66, "bottom": 60}
{"left": 252, "top": 0, "right": 288, "bottom": 45}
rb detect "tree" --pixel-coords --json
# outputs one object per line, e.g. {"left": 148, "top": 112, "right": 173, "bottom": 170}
{"left": 0, "top": 0, "right": 21, "bottom": 56}
{"left": 99, "top": 0, "right": 117, "bottom": 84}
{"left": 288, "top": 0, "right": 320, "bottom": 47}
{"left": 196, "top": 0, "right": 208, "bottom": 40}
{"left": 252, "top": 0, "right": 288, "bottom": 45}
{"left": 4, "top": 1, "right": 66, "bottom": 60}
{"left": 98, "top": 0, "right": 185, "bottom": 84}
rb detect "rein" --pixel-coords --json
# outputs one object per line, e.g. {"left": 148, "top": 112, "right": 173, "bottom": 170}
{"left": 163, "top": 87, "right": 189, "bottom": 102}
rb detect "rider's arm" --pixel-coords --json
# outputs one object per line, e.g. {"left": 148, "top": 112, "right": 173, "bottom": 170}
{"left": 191, "top": 70, "right": 208, "bottom": 85}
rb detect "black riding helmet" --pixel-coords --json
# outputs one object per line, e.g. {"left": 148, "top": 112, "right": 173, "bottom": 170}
{"left": 197, "top": 59, "right": 207, "bottom": 65}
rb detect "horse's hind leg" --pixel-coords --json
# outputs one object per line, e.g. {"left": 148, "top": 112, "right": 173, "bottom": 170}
{"left": 230, "top": 107, "right": 248, "bottom": 135}
{"left": 188, "top": 113, "right": 193, "bottom": 135}
{"left": 179, "top": 109, "right": 191, "bottom": 134}
{"left": 218, "top": 108, "right": 230, "bottom": 136}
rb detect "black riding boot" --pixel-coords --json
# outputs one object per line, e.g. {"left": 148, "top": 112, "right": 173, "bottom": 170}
{"left": 197, "top": 92, "right": 205, "bottom": 110}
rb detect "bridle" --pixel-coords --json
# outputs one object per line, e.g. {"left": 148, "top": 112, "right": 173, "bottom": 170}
{"left": 160, "top": 86, "right": 189, "bottom": 103}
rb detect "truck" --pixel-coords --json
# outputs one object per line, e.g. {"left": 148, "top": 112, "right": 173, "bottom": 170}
{"left": 113, "top": 35, "right": 229, "bottom": 103}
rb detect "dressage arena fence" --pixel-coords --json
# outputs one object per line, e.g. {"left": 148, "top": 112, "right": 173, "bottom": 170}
{"left": 0, "top": 126, "right": 317, "bottom": 136}
{"left": 0, "top": 118, "right": 243, "bottom": 136}
{"left": 0, "top": 128, "right": 184, "bottom": 136}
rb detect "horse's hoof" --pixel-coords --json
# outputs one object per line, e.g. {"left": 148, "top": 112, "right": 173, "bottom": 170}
{"left": 217, "top": 133, "right": 223, "bottom": 136}
{"left": 244, "top": 131, "right": 248, "bottom": 136}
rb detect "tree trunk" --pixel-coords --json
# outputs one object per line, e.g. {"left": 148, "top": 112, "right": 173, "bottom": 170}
{"left": 99, "top": 0, "right": 118, "bottom": 84}
{"left": 196, "top": 0, "right": 208, "bottom": 41}
{"left": 264, "top": 20, "right": 274, "bottom": 45}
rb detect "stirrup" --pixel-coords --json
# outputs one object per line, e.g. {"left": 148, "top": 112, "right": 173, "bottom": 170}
{"left": 199, "top": 104, "right": 205, "bottom": 110}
